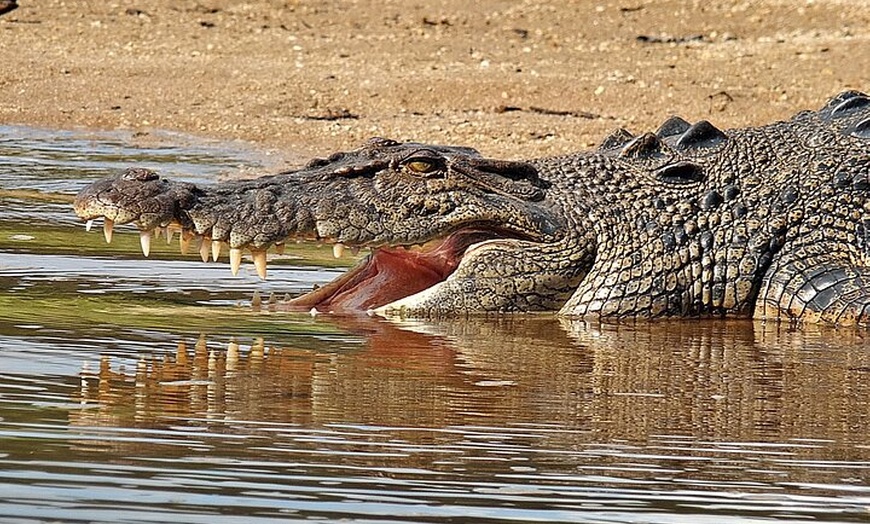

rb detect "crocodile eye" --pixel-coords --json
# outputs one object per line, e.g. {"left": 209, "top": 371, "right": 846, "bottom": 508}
{"left": 404, "top": 159, "right": 442, "bottom": 175}
{"left": 121, "top": 168, "right": 159, "bottom": 182}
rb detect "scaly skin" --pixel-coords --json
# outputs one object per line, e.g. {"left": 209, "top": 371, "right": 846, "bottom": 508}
{"left": 74, "top": 92, "right": 870, "bottom": 325}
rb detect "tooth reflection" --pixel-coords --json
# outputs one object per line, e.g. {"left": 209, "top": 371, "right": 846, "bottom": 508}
{"left": 226, "top": 340, "right": 239, "bottom": 372}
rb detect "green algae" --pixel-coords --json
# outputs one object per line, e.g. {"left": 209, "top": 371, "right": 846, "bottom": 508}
{"left": 0, "top": 290, "right": 342, "bottom": 339}
{"left": 1, "top": 190, "right": 355, "bottom": 340}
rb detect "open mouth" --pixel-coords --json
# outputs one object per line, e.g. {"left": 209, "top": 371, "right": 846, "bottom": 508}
{"left": 84, "top": 216, "right": 529, "bottom": 315}
{"left": 286, "top": 228, "right": 518, "bottom": 314}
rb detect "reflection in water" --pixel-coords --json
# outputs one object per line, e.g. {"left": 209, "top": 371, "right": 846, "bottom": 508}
{"left": 75, "top": 318, "right": 870, "bottom": 440}
{"left": 60, "top": 317, "right": 870, "bottom": 521}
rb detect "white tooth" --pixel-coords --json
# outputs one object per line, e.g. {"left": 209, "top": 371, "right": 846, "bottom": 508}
{"left": 180, "top": 232, "right": 193, "bottom": 255}
{"left": 199, "top": 237, "right": 210, "bottom": 263}
{"left": 229, "top": 248, "right": 242, "bottom": 275}
{"left": 333, "top": 243, "right": 345, "bottom": 258}
{"left": 103, "top": 218, "right": 114, "bottom": 243}
{"left": 351, "top": 246, "right": 360, "bottom": 255}
{"left": 165, "top": 228, "right": 174, "bottom": 244}
{"left": 251, "top": 290, "right": 262, "bottom": 308}
{"left": 85, "top": 219, "right": 94, "bottom": 232}
{"left": 309, "top": 307, "right": 320, "bottom": 317}
{"left": 252, "top": 250, "right": 268, "bottom": 279}
{"left": 211, "top": 240, "right": 222, "bottom": 261}
{"left": 139, "top": 229, "right": 152, "bottom": 257}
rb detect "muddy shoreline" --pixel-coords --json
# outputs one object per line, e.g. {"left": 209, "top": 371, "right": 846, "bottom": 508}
{"left": 1, "top": 1, "right": 867, "bottom": 163}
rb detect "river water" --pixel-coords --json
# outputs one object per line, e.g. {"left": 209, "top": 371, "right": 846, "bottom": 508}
{"left": 0, "top": 126, "right": 868, "bottom": 523}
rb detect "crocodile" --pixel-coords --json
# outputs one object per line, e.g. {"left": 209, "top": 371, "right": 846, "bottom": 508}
{"left": 73, "top": 91, "right": 870, "bottom": 325}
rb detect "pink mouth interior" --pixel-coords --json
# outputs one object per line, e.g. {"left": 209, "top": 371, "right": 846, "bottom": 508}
{"left": 285, "top": 229, "right": 500, "bottom": 313}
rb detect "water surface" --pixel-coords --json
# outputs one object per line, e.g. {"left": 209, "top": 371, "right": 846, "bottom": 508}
{"left": 1, "top": 126, "right": 868, "bottom": 523}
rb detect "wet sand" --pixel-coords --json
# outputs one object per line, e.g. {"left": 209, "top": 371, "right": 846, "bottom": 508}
{"left": 1, "top": 0, "right": 867, "bottom": 162}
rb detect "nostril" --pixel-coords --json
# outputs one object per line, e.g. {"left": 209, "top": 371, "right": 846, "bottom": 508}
{"left": 121, "top": 167, "right": 159, "bottom": 181}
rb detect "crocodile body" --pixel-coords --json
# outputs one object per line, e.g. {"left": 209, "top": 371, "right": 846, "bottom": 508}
{"left": 74, "top": 91, "right": 870, "bottom": 325}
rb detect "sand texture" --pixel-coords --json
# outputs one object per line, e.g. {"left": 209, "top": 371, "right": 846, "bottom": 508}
{"left": 1, "top": 0, "right": 868, "bottom": 161}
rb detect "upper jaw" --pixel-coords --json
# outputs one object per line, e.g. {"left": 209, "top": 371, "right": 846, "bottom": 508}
{"left": 71, "top": 159, "right": 567, "bottom": 307}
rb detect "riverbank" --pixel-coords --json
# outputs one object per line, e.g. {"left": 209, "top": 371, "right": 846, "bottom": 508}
{"left": 1, "top": 0, "right": 867, "bottom": 162}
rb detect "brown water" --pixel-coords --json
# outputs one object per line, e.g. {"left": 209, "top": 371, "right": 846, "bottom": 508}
{"left": 1, "top": 127, "right": 869, "bottom": 523}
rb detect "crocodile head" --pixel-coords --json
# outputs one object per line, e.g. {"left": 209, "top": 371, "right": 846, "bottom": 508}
{"left": 74, "top": 138, "right": 582, "bottom": 315}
